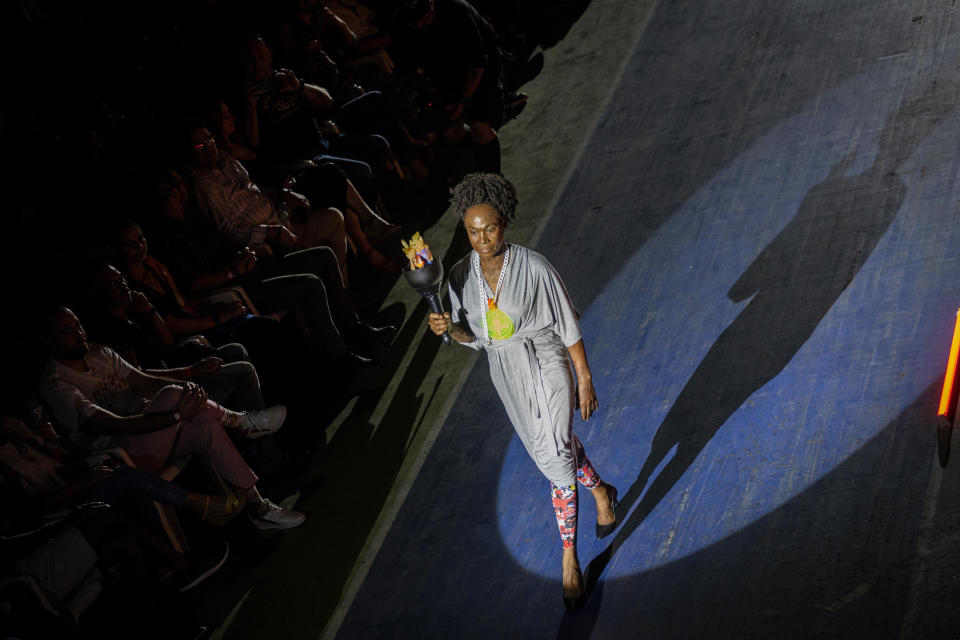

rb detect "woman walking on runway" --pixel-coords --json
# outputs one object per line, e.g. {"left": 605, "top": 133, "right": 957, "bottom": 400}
{"left": 427, "top": 172, "right": 619, "bottom": 609}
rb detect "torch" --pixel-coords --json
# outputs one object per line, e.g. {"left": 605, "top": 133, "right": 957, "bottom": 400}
{"left": 402, "top": 233, "right": 451, "bottom": 345}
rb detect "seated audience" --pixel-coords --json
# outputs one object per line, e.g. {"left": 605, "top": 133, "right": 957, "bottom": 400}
{"left": 39, "top": 307, "right": 304, "bottom": 530}
{"left": 0, "top": 414, "right": 235, "bottom": 528}
{"left": 88, "top": 265, "right": 276, "bottom": 414}
{"left": 116, "top": 220, "right": 287, "bottom": 371}
{"left": 1, "top": 495, "right": 218, "bottom": 637}
{"left": 243, "top": 34, "right": 425, "bottom": 193}
{"left": 393, "top": 0, "right": 507, "bottom": 173}
{"left": 0, "top": 0, "right": 538, "bottom": 632}
{"left": 274, "top": 0, "right": 361, "bottom": 93}
{"left": 208, "top": 101, "right": 402, "bottom": 264}
{"left": 148, "top": 170, "right": 396, "bottom": 365}
{"left": 185, "top": 126, "right": 349, "bottom": 275}
{"left": 187, "top": 125, "right": 397, "bottom": 278}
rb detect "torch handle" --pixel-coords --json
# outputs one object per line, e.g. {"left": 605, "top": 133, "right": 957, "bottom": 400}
{"left": 423, "top": 291, "right": 452, "bottom": 345}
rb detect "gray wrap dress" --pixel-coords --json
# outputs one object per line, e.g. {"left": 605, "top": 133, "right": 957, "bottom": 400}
{"left": 448, "top": 244, "right": 583, "bottom": 485}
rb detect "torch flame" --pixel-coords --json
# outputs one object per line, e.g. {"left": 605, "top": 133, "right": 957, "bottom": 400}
{"left": 401, "top": 232, "right": 434, "bottom": 270}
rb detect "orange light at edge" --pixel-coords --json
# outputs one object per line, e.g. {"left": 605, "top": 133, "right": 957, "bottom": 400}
{"left": 937, "top": 307, "right": 960, "bottom": 418}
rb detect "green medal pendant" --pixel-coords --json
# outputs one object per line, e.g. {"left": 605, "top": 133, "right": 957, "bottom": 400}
{"left": 476, "top": 244, "right": 514, "bottom": 345}
{"left": 485, "top": 298, "right": 515, "bottom": 340}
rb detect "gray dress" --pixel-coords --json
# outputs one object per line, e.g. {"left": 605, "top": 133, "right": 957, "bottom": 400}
{"left": 448, "top": 244, "right": 582, "bottom": 485}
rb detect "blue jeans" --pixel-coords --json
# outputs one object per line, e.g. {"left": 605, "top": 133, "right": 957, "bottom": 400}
{"left": 67, "top": 465, "right": 188, "bottom": 529}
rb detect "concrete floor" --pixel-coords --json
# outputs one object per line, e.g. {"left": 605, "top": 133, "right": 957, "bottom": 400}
{"left": 202, "top": 1, "right": 960, "bottom": 638}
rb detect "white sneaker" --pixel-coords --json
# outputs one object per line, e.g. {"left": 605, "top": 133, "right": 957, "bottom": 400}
{"left": 237, "top": 405, "right": 286, "bottom": 439}
{"left": 249, "top": 499, "right": 306, "bottom": 530}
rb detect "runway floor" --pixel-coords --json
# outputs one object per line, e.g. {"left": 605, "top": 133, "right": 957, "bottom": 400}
{"left": 203, "top": 1, "right": 960, "bottom": 638}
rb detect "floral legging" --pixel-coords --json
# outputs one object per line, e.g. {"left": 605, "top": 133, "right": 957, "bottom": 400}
{"left": 551, "top": 435, "right": 601, "bottom": 549}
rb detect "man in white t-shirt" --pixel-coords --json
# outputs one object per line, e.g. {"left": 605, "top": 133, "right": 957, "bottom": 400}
{"left": 39, "top": 306, "right": 305, "bottom": 530}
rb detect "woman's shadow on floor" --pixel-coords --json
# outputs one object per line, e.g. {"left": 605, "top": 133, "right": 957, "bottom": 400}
{"left": 563, "top": 83, "right": 956, "bottom": 630}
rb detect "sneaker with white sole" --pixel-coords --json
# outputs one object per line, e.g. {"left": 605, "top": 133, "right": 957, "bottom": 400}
{"left": 249, "top": 499, "right": 306, "bottom": 530}
{"left": 236, "top": 405, "right": 286, "bottom": 439}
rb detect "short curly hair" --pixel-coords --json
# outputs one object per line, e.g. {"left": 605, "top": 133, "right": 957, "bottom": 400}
{"left": 450, "top": 173, "right": 519, "bottom": 222}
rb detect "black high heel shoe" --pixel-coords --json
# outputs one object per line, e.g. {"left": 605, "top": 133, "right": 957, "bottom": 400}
{"left": 595, "top": 483, "right": 620, "bottom": 540}
{"left": 562, "top": 565, "right": 584, "bottom": 611}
